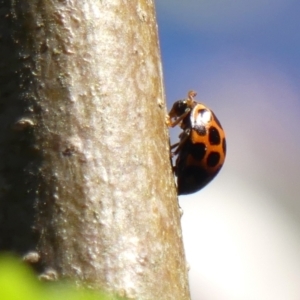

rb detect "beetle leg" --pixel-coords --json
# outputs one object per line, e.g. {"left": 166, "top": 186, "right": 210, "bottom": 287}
{"left": 171, "top": 130, "right": 190, "bottom": 156}
{"left": 167, "top": 108, "right": 191, "bottom": 128}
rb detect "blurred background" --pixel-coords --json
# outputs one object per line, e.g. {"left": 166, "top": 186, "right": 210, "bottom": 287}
{"left": 155, "top": 1, "right": 300, "bottom": 299}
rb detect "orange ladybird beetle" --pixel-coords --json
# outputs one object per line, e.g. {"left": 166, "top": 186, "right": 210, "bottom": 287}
{"left": 167, "top": 90, "right": 226, "bottom": 195}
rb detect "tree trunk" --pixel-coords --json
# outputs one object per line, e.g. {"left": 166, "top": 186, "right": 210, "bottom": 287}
{"left": 0, "top": 0, "right": 190, "bottom": 299}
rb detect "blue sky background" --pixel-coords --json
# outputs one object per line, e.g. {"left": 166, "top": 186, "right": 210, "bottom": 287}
{"left": 155, "top": 1, "right": 300, "bottom": 299}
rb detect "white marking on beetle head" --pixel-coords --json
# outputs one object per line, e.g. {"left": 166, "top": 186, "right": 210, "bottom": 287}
{"left": 191, "top": 107, "right": 212, "bottom": 126}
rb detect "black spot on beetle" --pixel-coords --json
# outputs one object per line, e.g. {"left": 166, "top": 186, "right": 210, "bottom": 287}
{"left": 207, "top": 152, "right": 220, "bottom": 167}
{"left": 209, "top": 126, "right": 221, "bottom": 145}
{"left": 199, "top": 108, "right": 209, "bottom": 114}
{"left": 193, "top": 125, "right": 206, "bottom": 136}
{"left": 190, "top": 142, "right": 206, "bottom": 161}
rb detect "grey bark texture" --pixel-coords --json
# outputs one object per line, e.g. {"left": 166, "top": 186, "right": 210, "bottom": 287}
{"left": 0, "top": 0, "right": 190, "bottom": 299}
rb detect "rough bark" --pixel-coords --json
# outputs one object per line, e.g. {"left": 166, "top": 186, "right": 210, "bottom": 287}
{"left": 0, "top": 0, "right": 190, "bottom": 299}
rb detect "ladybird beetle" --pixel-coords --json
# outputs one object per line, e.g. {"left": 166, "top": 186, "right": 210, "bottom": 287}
{"left": 167, "top": 91, "right": 226, "bottom": 195}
